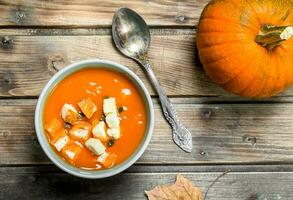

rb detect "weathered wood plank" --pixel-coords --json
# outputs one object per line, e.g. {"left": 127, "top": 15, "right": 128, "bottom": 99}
{"left": 1, "top": 34, "right": 293, "bottom": 98}
{"left": 2, "top": 164, "right": 293, "bottom": 173}
{"left": 0, "top": 34, "right": 226, "bottom": 97}
{"left": 0, "top": 28, "right": 196, "bottom": 36}
{"left": 1, "top": 167, "right": 292, "bottom": 200}
{"left": 125, "top": 164, "right": 293, "bottom": 173}
{"left": 0, "top": 0, "right": 208, "bottom": 27}
{"left": 2, "top": 99, "right": 293, "bottom": 165}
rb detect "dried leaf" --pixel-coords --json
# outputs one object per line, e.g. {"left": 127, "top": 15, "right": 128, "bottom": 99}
{"left": 145, "top": 174, "right": 202, "bottom": 200}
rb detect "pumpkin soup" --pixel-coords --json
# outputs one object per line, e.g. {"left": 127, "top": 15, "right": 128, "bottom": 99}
{"left": 43, "top": 68, "right": 147, "bottom": 170}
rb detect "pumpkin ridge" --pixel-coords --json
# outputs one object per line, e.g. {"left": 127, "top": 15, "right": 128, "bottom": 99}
{"left": 237, "top": 52, "right": 269, "bottom": 97}
{"left": 203, "top": 51, "right": 251, "bottom": 85}
{"left": 269, "top": 57, "right": 284, "bottom": 97}
{"left": 221, "top": 47, "right": 264, "bottom": 95}
{"left": 201, "top": 42, "right": 258, "bottom": 85}
{"left": 280, "top": 10, "right": 290, "bottom": 21}
{"left": 199, "top": 17, "right": 257, "bottom": 31}
{"left": 201, "top": 50, "right": 238, "bottom": 66}
{"left": 197, "top": 39, "right": 248, "bottom": 50}
{"left": 252, "top": 52, "right": 272, "bottom": 97}
{"left": 238, "top": 3, "right": 262, "bottom": 30}
{"left": 276, "top": 51, "right": 290, "bottom": 88}
{"left": 246, "top": 0, "right": 261, "bottom": 25}
{"left": 197, "top": 31, "right": 244, "bottom": 34}
{"left": 278, "top": 42, "right": 293, "bottom": 55}
{"left": 199, "top": 41, "right": 255, "bottom": 67}
{"left": 275, "top": 52, "right": 288, "bottom": 91}
{"left": 266, "top": 54, "right": 284, "bottom": 96}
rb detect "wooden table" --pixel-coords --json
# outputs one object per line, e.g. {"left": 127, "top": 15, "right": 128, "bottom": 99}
{"left": 1, "top": 1, "right": 293, "bottom": 199}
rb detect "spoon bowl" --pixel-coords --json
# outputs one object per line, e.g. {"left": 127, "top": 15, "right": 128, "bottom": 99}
{"left": 112, "top": 8, "right": 150, "bottom": 60}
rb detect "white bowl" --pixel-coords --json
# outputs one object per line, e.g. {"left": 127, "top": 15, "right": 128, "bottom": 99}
{"left": 35, "top": 59, "right": 154, "bottom": 179}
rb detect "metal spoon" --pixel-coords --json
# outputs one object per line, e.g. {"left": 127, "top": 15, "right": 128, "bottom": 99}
{"left": 112, "top": 8, "right": 192, "bottom": 152}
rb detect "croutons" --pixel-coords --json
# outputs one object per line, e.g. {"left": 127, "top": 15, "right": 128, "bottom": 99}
{"left": 69, "top": 122, "right": 91, "bottom": 141}
{"left": 53, "top": 135, "right": 69, "bottom": 152}
{"left": 85, "top": 138, "right": 106, "bottom": 155}
{"left": 49, "top": 95, "right": 125, "bottom": 169}
{"left": 78, "top": 98, "right": 97, "bottom": 119}
{"left": 103, "top": 97, "right": 121, "bottom": 139}
{"left": 61, "top": 103, "right": 78, "bottom": 124}
{"left": 49, "top": 129, "right": 68, "bottom": 143}
{"left": 97, "top": 152, "right": 117, "bottom": 168}
{"left": 103, "top": 97, "right": 117, "bottom": 115}
{"left": 92, "top": 121, "right": 108, "bottom": 142}
{"left": 45, "top": 118, "right": 62, "bottom": 134}
{"left": 105, "top": 113, "right": 120, "bottom": 128}
{"left": 107, "top": 128, "right": 120, "bottom": 139}
{"left": 61, "top": 142, "right": 83, "bottom": 164}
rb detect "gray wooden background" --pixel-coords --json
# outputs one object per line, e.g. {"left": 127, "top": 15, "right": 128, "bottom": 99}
{"left": 0, "top": 1, "right": 293, "bottom": 199}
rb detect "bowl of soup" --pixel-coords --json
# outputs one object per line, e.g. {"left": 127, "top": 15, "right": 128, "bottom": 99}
{"left": 35, "top": 59, "right": 154, "bottom": 178}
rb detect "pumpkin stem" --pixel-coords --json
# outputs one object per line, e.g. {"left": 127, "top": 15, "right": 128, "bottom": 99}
{"left": 255, "top": 24, "right": 293, "bottom": 50}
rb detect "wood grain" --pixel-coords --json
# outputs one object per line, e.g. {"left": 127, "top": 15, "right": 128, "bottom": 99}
{"left": 1, "top": 167, "right": 293, "bottom": 200}
{"left": 2, "top": 99, "right": 293, "bottom": 165}
{"left": 0, "top": 0, "right": 209, "bottom": 27}
{"left": 0, "top": 28, "right": 195, "bottom": 36}
{"left": 0, "top": 34, "right": 226, "bottom": 97}
{"left": 1, "top": 34, "right": 293, "bottom": 98}
{"left": 1, "top": 1, "right": 292, "bottom": 198}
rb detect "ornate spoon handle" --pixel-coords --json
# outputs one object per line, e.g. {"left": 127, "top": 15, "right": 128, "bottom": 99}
{"left": 138, "top": 56, "right": 192, "bottom": 152}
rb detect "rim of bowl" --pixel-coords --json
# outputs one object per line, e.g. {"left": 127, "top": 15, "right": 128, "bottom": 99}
{"left": 35, "top": 59, "right": 154, "bottom": 179}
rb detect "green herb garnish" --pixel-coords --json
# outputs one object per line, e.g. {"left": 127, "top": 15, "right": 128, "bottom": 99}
{"left": 64, "top": 122, "right": 72, "bottom": 129}
{"left": 77, "top": 111, "right": 85, "bottom": 119}
{"left": 118, "top": 106, "right": 125, "bottom": 114}
{"left": 107, "top": 137, "right": 115, "bottom": 147}
{"left": 100, "top": 114, "right": 106, "bottom": 122}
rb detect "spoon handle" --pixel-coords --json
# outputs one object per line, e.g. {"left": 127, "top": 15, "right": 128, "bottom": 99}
{"left": 139, "top": 57, "right": 192, "bottom": 153}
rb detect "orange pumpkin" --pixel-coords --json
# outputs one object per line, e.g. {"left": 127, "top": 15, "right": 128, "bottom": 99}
{"left": 197, "top": 0, "right": 293, "bottom": 97}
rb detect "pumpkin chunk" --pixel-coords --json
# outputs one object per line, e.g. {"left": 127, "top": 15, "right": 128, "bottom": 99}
{"left": 78, "top": 98, "right": 97, "bottom": 119}
{"left": 49, "top": 129, "right": 67, "bottom": 143}
{"left": 97, "top": 152, "right": 117, "bottom": 168}
{"left": 61, "top": 142, "right": 83, "bottom": 164}
{"left": 45, "top": 118, "right": 62, "bottom": 134}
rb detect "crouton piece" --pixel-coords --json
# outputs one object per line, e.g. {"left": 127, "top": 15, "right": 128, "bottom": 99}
{"left": 85, "top": 138, "right": 106, "bottom": 155}
{"left": 49, "top": 129, "right": 67, "bottom": 143}
{"left": 69, "top": 122, "right": 91, "bottom": 141}
{"left": 78, "top": 98, "right": 97, "bottom": 119}
{"left": 97, "top": 152, "right": 117, "bottom": 168}
{"left": 103, "top": 97, "right": 120, "bottom": 130}
{"left": 103, "top": 97, "right": 117, "bottom": 115}
{"left": 92, "top": 121, "right": 108, "bottom": 142}
{"left": 61, "top": 142, "right": 83, "bottom": 164}
{"left": 45, "top": 118, "right": 63, "bottom": 134}
{"left": 105, "top": 113, "right": 120, "bottom": 128}
{"left": 107, "top": 128, "right": 120, "bottom": 139}
{"left": 53, "top": 135, "right": 69, "bottom": 152}
{"left": 61, "top": 103, "right": 78, "bottom": 124}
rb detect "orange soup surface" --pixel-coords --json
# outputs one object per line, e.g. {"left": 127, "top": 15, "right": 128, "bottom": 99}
{"left": 43, "top": 68, "right": 147, "bottom": 170}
